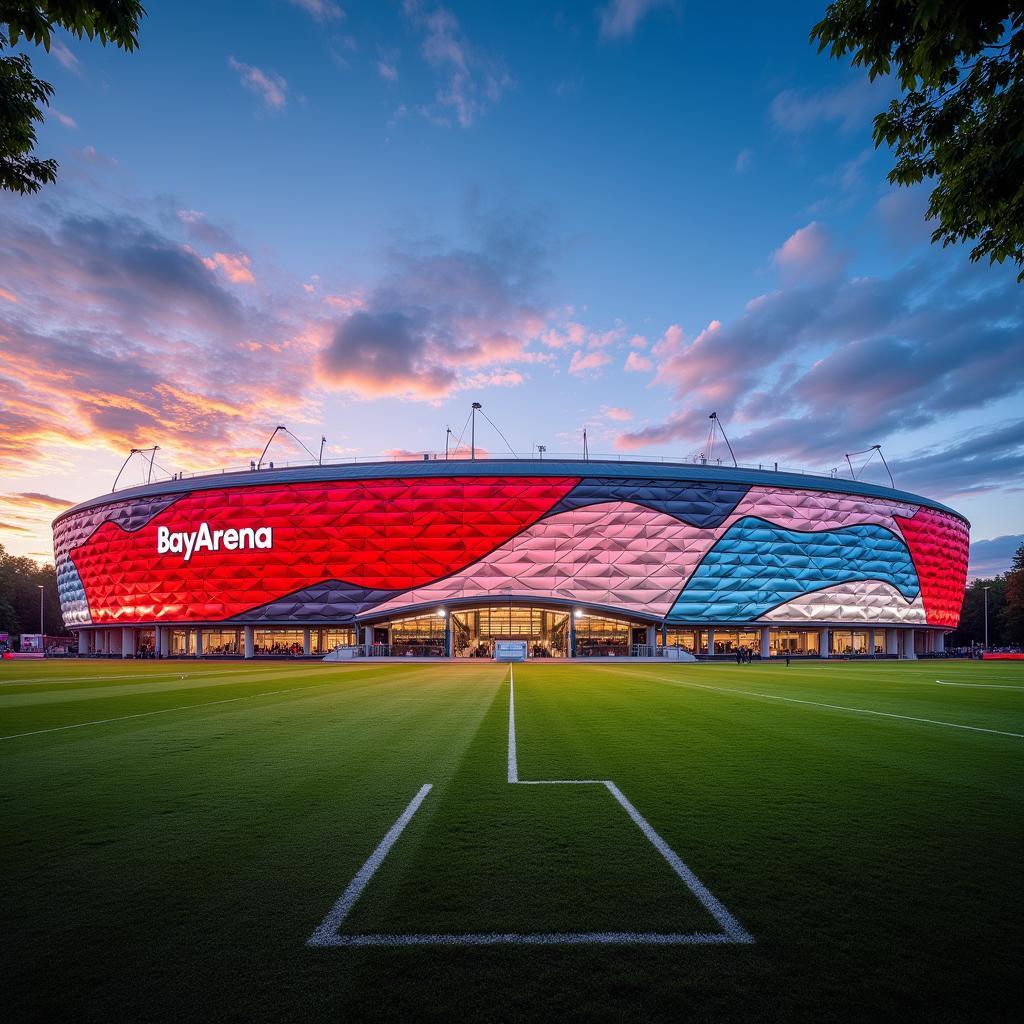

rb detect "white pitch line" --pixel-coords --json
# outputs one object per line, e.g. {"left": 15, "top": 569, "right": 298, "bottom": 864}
{"left": 603, "top": 781, "right": 752, "bottom": 943}
{"left": 308, "top": 784, "right": 433, "bottom": 948}
{"left": 937, "top": 679, "right": 1024, "bottom": 691}
{"left": 658, "top": 679, "right": 1024, "bottom": 740}
{"left": 310, "top": 664, "right": 754, "bottom": 947}
{"left": 507, "top": 666, "right": 518, "bottom": 783}
{"left": 318, "top": 930, "right": 738, "bottom": 947}
{"left": 0, "top": 682, "right": 335, "bottom": 741}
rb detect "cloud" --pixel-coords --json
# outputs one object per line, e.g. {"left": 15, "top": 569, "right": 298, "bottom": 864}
{"left": 73, "top": 145, "right": 117, "bottom": 167}
{"left": 0, "top": 521, "right": 32, "bottom": 534}
{"left": 769, "top": 78, "right": 882, "bottom": 135}
{"left": 50, "top": 110, "right": 78, "bottom": 129}
{"left": 317, "top": 202, "right": 553, "bottom": 399}
{"left": 50, "top": 39, "right": 82, "bottom": 76}
{"left": 598, "top": 0, "right": 670, "bottom": 39}
{"left": 543, "top": 322, "right": 586, "bottom": 349}
{"left": 200, "top": 251, "right": 256, "bottom": 285}
{"left": 614, "top": 223, "right": 1024, "bottom": 478}
{"left": 0, "top": 287, "right": 17, "bottom": 304}
{"left": 735, "top": 148, "right": 753, "bottom": 174}
{"left": 402, "top": 1, "right": 513, "bottom": 126}
{"left": 875, "top": 186, "right": 933, "bottom": 250}
{"left": 288, "top": 0, "right": 343, "bottom": 21}
{"left": 569, "top": 349, "right": 611, "bottom": 375}
{"left": 228, "top": 56, "right": 288, "bottom": 110}
{"left": 602, "top": 406, "right": 633, "bottom": 421}
{"left": 772, "top": 221, "right": 846, "bottom": 284}
{"left": 2, "top": 493, "right": 74, "bottom": 510}
{"left": 968, "top": 534, "right": 1024, "bottom": 578}
{"left": 319, "top": 311, "right": 457, "bottom": 398}
{"left": 377, "top": 51, "right": 399, "bottom": 81}
{"left": 624, "top": 350, "right": 653, "bottom": 372}
{"left": 0, "top": 197, "right": 319, "bottom": 477}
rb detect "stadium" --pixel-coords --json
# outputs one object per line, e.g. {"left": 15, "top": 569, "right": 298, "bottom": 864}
{"left": 52, "top": 457, "right": 970, "bottom": 661}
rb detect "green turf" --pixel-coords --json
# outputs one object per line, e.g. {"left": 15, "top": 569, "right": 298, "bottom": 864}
{"left": 2, "top": 658, "right": 1021, "bottom": 1022}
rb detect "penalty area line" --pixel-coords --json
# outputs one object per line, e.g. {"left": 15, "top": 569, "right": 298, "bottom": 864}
{"left": 310, "top": 663, "right": 754, "bottom": 948}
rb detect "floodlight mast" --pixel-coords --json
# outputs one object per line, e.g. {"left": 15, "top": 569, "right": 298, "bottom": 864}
{"left": 470, "top": 402, "right": 482, "bottom": 461}
{"left": 112, "top": 446, "right": 159, "bottom": 491}
{"left": 445, "top": 426, "right": 453, "bottom": 460}
{"left": 318, "top": 435, "right": 327, "bottom": 466}
{"left": 257, "top": 426, "right": 285, "bottom": 470}
{"left": 708, "top": 412, "right": 737, "bottom": 468}
{"left": 873, "top": 444, "right": 895, "bottom": 488}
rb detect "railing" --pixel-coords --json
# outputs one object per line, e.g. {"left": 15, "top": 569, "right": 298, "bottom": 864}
{"left": 109, "top": 449, "right": 856, "bottom": 492}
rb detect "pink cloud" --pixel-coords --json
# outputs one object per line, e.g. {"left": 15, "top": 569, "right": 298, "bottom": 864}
{"left": 624, "top": 350, "right": 653, "bottom": 372}
{"left": 568, "top": 349, "right": 611, "bottom": 375}
{"left": 201, "top": 252, "right": 255, "bottom": 285}
{"left": 602, "top": 405, "right": 633, "bottom": 421}
{"left": 228, "top": 57, "right": 287, "bottom": 110}
{"left": 543, "top": 322, "right": 586, "bottom": 348}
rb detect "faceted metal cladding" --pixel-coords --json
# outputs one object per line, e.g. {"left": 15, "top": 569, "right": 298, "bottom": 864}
{"left": 52, "top": 463, "right": 969, "bottom": 630}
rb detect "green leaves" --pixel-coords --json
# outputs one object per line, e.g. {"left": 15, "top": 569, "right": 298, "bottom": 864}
{"left": 812, "top": 2, "right": 1024, "bottom": 280}
{"left": 0, "top": 3, "right": 146, "bottom": 194}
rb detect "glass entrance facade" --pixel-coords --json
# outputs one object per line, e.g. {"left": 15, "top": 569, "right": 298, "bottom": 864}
{"left": 452, "top": 606, "right": 568, "bottom": 658}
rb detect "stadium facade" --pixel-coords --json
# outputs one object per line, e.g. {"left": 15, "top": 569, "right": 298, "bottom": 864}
{"left": 52, "top": 459, "right": 969, "bottom": 660}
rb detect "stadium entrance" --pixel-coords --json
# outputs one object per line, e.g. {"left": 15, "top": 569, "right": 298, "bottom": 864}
{"left": 452, "top": 606, "right": 569, "bottom": 658}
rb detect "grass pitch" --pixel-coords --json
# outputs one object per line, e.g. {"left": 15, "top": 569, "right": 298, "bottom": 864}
{"left": 2, "top": 658, "right": 1021, "bottom": 1021}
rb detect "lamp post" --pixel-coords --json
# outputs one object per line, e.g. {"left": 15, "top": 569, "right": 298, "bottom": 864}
{"left": 983, "top": 585, "right": 990, "bottom": 650}
{"left": 37, "top": 584, "right": 44, "bottom": 636}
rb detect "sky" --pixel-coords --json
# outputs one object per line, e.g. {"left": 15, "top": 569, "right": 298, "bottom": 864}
{"left": 1, "top": 0, "right": 1022, "bottom": 573}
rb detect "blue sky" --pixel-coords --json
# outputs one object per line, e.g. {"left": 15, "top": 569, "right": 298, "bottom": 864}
{"left": 1, "top": 0, "right": 1022, "bottom": 568}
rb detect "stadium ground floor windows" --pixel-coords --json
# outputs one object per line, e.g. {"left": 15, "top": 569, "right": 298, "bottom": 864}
{"left": 202, "top": 629, "right": 240, "bottom": 656}
{"left": 386, "top": 613, "right": 447, "bottom": 657}
{"left": 829, "top": 629, "right": 885, "bottom": 656}
{"left": 769, "top": 630, "right": 821, "bottom": 656}
{"left": 452, "top": 606, "right": 569, "bottom": 658}
{"left": 79, "top": 621, "right": 944, "bottom": 660}
{"left": 574, "top": 612, "right": 649, "bottom": 657}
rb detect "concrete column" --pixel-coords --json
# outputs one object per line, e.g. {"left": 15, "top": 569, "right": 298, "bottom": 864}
{"left": 886, "top": 628, "right": 898, "bottom": 656}
{"left": 303, "top": 628, "right": 311, "bottom": 657}
{"left": 660, "top": 623, "right": 667, "bottom": 647}
{"left": 195, "top": 629, "right": 203, "bottom": 658}
{"left": 154, "top": 626, "right": 162, "bottom": 658}
{"left": 760, "top": 628, "right": 770, "bottom": 659}
{"left": 445, "top": 616, "right": 453, "bottom": 657}
{"left": 819, "top": 627, "right": 830, "bottom": 659}
{"left": 645, "top": 624, "right": 656, "bottom": 653}
{"left": 78, "top": 630, "right": 88, "bottom": 655}
{"left": 569, "top": 615, "right": 577, "bottom": 658}
{"left": 121, "top": 627, "right": 135, "bottom": 659}
{"left": 902, "top": 628, "right": 917, "bottom": 660}
{"left": 243, "top": 626, "right": 254, "bottom": 659}
{"left": 935, "top": 631, "right": 945, "bottom": 654}
{"left": 706, "top": 628, "right": 715, "bottom": 657}
{"left": 868, "top": 627, "right": 875, "bottom": 657}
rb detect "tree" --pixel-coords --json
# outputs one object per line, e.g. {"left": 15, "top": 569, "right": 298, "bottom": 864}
{"left": 1, "top": 2, "right": 145, "bottom": 194}
{"left": 1001, "top": 542, "right": 1024, "bottom": 644}
{"left": 811, "top": 2, "right": 1024, "bottom": 280}
{"left": 0, "top": 543, "right": 64, "bottom": 642}
{"left": 946, "top": 575, "right": 1007, "bottom": 647}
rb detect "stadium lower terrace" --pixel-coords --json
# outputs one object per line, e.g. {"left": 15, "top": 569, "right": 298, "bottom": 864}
{"left": 52, "top": 458, "right": 969, "bottom": 661}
